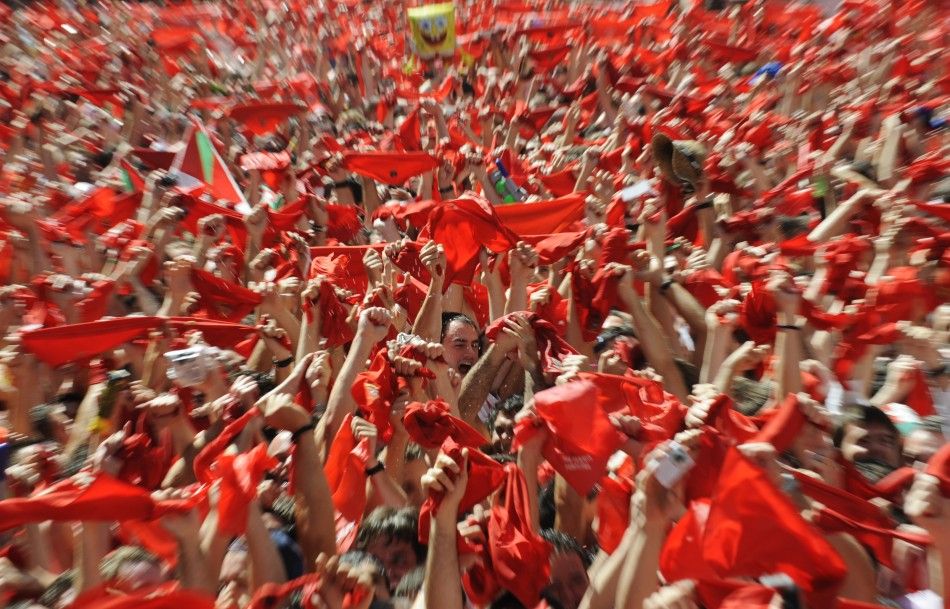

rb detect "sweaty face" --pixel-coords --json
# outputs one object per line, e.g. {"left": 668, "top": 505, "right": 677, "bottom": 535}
{"left": 441, "top": 320, "right": 479, "bottom": 376}
{"left": 544, "top": 551, "right": 589, "bottom": 609}
{"left": 362, "top": 538, "right": 419, "bottom": 593}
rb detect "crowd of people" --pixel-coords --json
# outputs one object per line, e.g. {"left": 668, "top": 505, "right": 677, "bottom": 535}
{"left": 0, "top": 0, "right": 947, "bottom": 607}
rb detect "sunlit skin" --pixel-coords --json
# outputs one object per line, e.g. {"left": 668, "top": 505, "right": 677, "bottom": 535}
{"left": 441, "top": 319, "right": 479, "bottom": 376}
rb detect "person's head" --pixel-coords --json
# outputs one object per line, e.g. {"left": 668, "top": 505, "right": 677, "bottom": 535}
{"left": 392, "top": 566, "right": 424, "bottom": 603}
{"left": 99, "top": 546, "right": 165, "bottom": 592}
{"left": 354, "top": 507, "right": 426, "bottom": 593}
{"left": 834, "top": 405, "right": 902, "bottom": 476}
{"left": 540, "top": 530, "right": 591, "bottom": 609}
{"left": 401, "top": 443, "right": 429, "bottom": 507}
{"left": 490, "top": 395, "right": 523, "bottom": 453}
{"left": 903, "top": 419, "right": 944, "bottom": 466}
{"left": 440, "top": 313, "right": 480, "bottom": 376}
{"left": 339, "top": 551, "right": 391, "bottom": 602}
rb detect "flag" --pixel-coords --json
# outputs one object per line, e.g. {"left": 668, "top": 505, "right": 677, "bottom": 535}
{"left": 171, "top": 120, "right": 250, "bottom": 214}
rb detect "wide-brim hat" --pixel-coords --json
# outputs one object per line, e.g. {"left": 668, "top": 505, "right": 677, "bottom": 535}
{"left": 651, "top": 133, "right": 706, "bottom": 190}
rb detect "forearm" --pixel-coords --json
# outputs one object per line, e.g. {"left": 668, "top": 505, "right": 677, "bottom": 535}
{"left": 554, "top": 475, "right": 585, "bottom": 540}
{"left": 246, "top": 502, "right": 287, "bottom": 589}
{"left": 412, "top": 282, "right": 444, "bottom": 342}
{"left": 294, "top": 430, "right": 338, "bottom": 562}
{"left": 773, "top": 314, "right": 803, "bottom": 401}
{"left": 701, "top": 327, "right": 731, "bottom": 385}
{"left": 579, "top": 530, "right": 633, "bottom": 609}
{"left": 317, "top": 337, "right": 373, "bottom": 454}
{"left": 423, "top": 511, "right": 464, "bottom": 609}
{"left": 620, "top": 294, "right": 688, "bottom": 401}
{"left": 615, "top": 523, "right": 666, "bottom": 609}
{"left": 504, "top": 279, "right": 528, "bottom": 315}
{"left": 457, "top": 345, "right": 506, "bottom": 427}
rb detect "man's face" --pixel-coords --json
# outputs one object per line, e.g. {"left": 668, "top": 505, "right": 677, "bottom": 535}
{"left": 841, "top": 422, "right": 902, "bottom": 469}
{"left": 363, "top": 538, "right": 418, "bottom": 593}
{"left": 441, "top": 320, "right": 479, "bottom": 376}
{"left": 491, "top": 411, "right": 515, "bottom": 453}
{"left": 544, "top": 551, "right": 589, "bottom": 609}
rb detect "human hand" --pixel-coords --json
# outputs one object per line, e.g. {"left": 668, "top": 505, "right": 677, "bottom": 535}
{"left": 420, "top": 240, "right": 446, "bottom": 286}
{"left": 421, "top": 448, "right": 469, "bottom": 516}
{"left": 356, "top": 307, "right": 393, "bottom": 345}
{"left": 261, "top": 393, "right": 310, "bottom": 434}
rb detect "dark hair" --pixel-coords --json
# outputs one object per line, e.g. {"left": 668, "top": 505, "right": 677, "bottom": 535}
{"left": 538, "top": 480, "right": 556, "bottom": 530}
{"left": 593, "top": 326, "right": 636, "bottom": 355}
{"left": 440, "top": 312, "right": 479, "bottom": 341}
{"left": 489, "top": 591, "right": 528, "bottom": 609}
{"left": 832, "top": 404, "right": 900, "bottom": 448}
{"left": 340, "top": 550, "right": 389, "bottom": 590}
{"left": 540, "top": 529, "right": 593, "bottom": 568}
{"left": 29, "top": 404, "right": 58, "bottom": 441}
{"left": 355, "top": 507, "right": 427, "bottom": 565}
{"left": 393, "top": 566, "right": 425, "bottom": 599}
{"left": 229, "top": 369, "right": 277, "bottom": 397}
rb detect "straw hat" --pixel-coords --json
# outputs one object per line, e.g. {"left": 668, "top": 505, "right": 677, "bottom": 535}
{"left": 651, "top": 133, "right": 706, "bottom": 191}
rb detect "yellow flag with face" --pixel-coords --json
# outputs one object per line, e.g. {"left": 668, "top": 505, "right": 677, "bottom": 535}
{"left": 407, "top": 3, "right": 456, "bottom": 59}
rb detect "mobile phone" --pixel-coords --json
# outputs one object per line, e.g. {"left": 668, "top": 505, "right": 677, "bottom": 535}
{"left": 653, "top": 441, "right": 695, "bottom": 489}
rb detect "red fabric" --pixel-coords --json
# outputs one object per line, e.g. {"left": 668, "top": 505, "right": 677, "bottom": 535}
{"left": 350, "top": 350, "right": 397, "bottom": 443}
{"left": 0, "top": 473, "right": 201, "bottom": 530}
{"left": 426, "top": 197, "right": 520, "bottom": 286}
{"left": 525, "top": 231, "right": 587, "bottom": 265}
{"left": 341, "top": 151, "right": 439, "bottom": 185}
{"left": 76, "top": 279, "right": 117, "bottom": 322}
{"left": 402, "top": 399, "right": 487, "bottom": 449}
{"left": 418, "top": 438, "right": 506, "bottom": 543}
{"left": 493, "top": 193, "right": 586, "bottom": 235}
{"left": 516, "top": 380, "right": 626, "bottom": 495}
{"left": 795, "top": 471, "right": 932, "bottom": 569}
{"left": 214, "top": 443, "right": 278, "bottom": 536}
{"left": 579, "top": 372, "right": 684, "bottom": 441}
{"left": 227, "top": 102, "right": 305, "bottom": 136}
{"left": 596, "top": 474, "right": 633, "bottom": 554}
{"left": 750, "top": 393, "right": 808, "bottom": 453}
{"left": 323, "top": 414, "right": 372, "bottom": 552}
{"left": 488, "top": 464, "right": 551, "bottom": 608}
{"left": 190, "top": 268, "right": 262, "bottom": 322}
{"left": 70, "top": 583, "right": 215, "bottom": 609}
{"left": 660, "top": 500, "right": 719, "bottom": 583}
{"left": 193, "top": 407, "right": 261, "bottom": 484}
{"left": 703, "top": 448, "right": 847, "bottom": 606}
{"left": 311, "top": 279, "right": 356, "bottom": 349}
{"left": 904, "top": 367, "right": 936, "bottom": 417}
{"left": 485, "top": 312, "right": 578, "bottom": 375}
{"left": 386, "top": 240, "right": 433, "bottom": 285}
{"left": 19, "top": 316, "right": 160, "bottom": 367}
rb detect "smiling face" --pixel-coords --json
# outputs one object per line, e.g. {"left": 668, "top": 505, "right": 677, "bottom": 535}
{"left": 418, "top": 14, "right": 449, "bottom": 46}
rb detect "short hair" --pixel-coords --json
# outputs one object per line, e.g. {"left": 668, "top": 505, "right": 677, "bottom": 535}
{"left": 538, "top": 480, "right": 556, "bottom": 531}
{"left": 440, "top": 312, "right": 479, "bottom": 340}
{"left": 540, "top": 529, "right": 593, "bottom": 568}
{"left": 99, "top": 546, "right": 160, "bottom": 581}
{"left": 229, "top": 369, "right": 277, "bottom": 397}
{"left": 393, "top": 566, "right": 425, "bottom": 599}
{"left": 354, "top": 507, "right": 426, "bottom": 565}
{"left": 404, "top": 442, "right": 425, "bottom": 462}
{"left": 833, "top": 404, "right": 899, "bottom": 448}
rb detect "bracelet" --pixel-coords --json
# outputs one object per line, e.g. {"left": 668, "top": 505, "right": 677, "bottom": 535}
{"left": 291, "top": 421, "right": 317, "bottom": 443}
{"left": 332, "top": 179, "right": 357, "bottom": 189}
{"left": 273, "top": 355, "right": 294, "bottom": 368}
{"left": 439, "top": 186, "right": 455, "bottom": 195}
{"left": 365, "top": 462, "right": 385, "bottom": 476}
{"left": 777, "top": 324, "right": 802, "bottom": 331}
{"left": 660, "top": 278, "right": 675, "bottom": 292}
{"left": 694, "top": 199, "right": 714, "bottom": 210}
